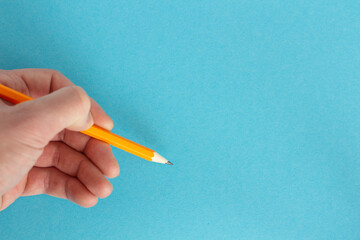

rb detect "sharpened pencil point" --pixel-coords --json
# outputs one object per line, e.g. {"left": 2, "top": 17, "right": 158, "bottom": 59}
{"left": 151, "top": 152, "right": 172, "bottom": 165}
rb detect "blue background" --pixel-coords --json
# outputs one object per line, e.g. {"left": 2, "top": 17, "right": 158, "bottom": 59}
{"left": 1, "top": 1, "right": 360, "bottom": 239}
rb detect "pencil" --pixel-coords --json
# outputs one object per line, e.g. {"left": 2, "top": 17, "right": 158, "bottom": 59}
{"left": 0, "top": 84, "right": 172, "bottom": 165}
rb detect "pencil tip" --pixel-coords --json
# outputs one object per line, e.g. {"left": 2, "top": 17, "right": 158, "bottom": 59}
{"left": 166, "top": 161, "right": 174, "bottom": 165}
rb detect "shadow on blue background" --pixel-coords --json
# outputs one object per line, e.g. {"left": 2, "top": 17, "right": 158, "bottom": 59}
{"left": 1, "top": 1, "right": 360, "bottom": 239}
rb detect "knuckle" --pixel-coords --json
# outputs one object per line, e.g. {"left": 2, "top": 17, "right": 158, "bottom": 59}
{"left": 67, "top": 86, "right": 91, "bottom": 113}
{"left": 51, "top": 70, "right": 64, "bottom": 80}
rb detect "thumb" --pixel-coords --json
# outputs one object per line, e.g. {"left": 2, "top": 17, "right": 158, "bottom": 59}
{"left": 0, "top": 86, "right": 93, "bottom": 196}
{"left": 9, "top": 86, "right": 94, "bottom": 149}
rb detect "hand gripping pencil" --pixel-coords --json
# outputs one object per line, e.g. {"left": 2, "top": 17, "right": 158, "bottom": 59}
{"left": 0, "top": 84, "right": 173, "bottom": 165}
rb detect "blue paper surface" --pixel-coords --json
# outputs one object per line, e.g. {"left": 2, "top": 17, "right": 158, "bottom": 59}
{"left": 1, "top": 1, "right": 360, "bottom": 239}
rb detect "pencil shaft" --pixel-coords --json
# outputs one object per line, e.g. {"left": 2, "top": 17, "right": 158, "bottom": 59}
{"left": 82, "top": 126, "right": 154, "bottom": 161}
{"left": 0, "top": 84, "right": 156, "bottom": 161}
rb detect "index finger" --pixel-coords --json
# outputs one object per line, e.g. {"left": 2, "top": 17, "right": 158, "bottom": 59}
{"left": 0, "top": 68, "right": 113, "bottom": 130}
{"left": 6, "top": 68, "right": 73, "bottom": 98}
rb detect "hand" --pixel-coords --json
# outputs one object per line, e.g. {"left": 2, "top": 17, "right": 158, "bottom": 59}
{"left": 0, "top": 69, "right": 120, "bottom": 210}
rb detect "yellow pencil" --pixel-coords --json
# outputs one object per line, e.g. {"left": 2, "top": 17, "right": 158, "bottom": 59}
{"left": 0, "top": 84, "right": 172, "bottom": 165}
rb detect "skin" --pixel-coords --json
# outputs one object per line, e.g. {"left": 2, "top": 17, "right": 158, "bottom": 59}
{"left": 0, "top": 69, "right": 120, "bottom": 211}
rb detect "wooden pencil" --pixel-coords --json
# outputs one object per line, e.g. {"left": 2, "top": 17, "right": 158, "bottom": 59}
{"left": 0, "top": 84, "right": 172, "bottom": 165}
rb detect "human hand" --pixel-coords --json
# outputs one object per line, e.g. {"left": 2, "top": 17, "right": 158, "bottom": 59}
{"left": 0, "top": 69, "right": 120, "bottom": 210}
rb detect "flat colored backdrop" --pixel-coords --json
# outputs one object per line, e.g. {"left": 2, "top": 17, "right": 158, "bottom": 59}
{"left": 0, "top": 1, "right": 360, "bottom": 239}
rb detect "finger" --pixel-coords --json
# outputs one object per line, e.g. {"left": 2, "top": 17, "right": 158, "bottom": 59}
{"left": 1, "top": 69, "right": 73, "bottom": 98}
{"left": 56, "top": 131, "right": 120, "bottom": 178}
{"left": 90, "top": 98, "right": 114, "bottom": 131}
{"left": 36, "top": 142, "right": 114, "bottom": 197}
{"left": 0, "top": 70, "right": 29, "bottom": 106}
{"left": 55, "top": 129, "right": 90, "bottom": 152}
{"left": 84, "top": 138, "right": 120, "bottom": 178}
{"left": 0, "top": 86, "right": 93, "bottom": 194}
{"left": 0, "top": 69, "right": 113, "bottom": 130}
{"left": 22, "top": 167, "right": 98, "bottom": 208}
{"left": 52, "top": 129, "right": 120, "bottom": 179}
{"left": 1, "top": 69, "right": 114, "bottom": 146}
{"left": 55, "top": 99, "right": 114, "bottom": 137}
{"left": 1, "top": 68, "right": 114, "bottom": 143}
{"left": 54, "top": 131, "right": 120, "bottom": 178}
{"left": 52, "top": 98, "right": 114, "bottom": 151}
{"left": 7, "top": 86, "right": 93, "bottom": 149}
